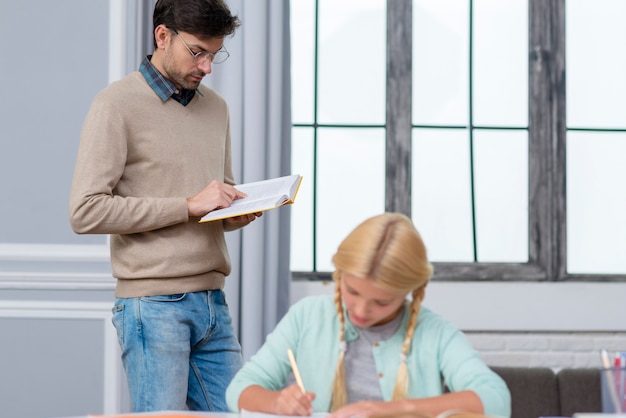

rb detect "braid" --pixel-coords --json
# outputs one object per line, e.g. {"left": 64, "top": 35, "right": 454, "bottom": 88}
{"left": 330, "top": 213, "right": 433, "bottom": 406}
{"left": 330, "top": 271, "right": 348, "bottom": 411}
{"left": 391, "top": 286, "right": 425, "bottom": 401}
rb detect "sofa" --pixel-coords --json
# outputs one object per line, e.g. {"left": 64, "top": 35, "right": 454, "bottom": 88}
{"left": 490, "top": 367, "right": 602, "bottom": 418}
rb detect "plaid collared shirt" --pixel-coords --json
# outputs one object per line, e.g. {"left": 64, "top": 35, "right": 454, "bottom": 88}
{"left": 139, "top": 55, "right": 202, "bottom": 106}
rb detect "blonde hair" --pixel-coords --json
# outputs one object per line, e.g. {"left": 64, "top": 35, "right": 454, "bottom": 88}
{"left": 329, "top": 213, "right": 433, "bottom": 411}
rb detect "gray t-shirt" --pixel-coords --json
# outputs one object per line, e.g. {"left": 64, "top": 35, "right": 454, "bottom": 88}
{"left": 345, "top": 312, "right": 404, "bottom": 403}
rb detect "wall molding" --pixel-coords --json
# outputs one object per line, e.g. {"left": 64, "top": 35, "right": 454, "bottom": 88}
{"left": 291, "top": 280, "right": 626, "bottom": 332}
{"left": 0, "top": 243, "right": 114, "bottom": 290}
{"left": 0, "top": 243, "right": 109, "bottom": 261}
{"left": 109, "top": 0, "right": 127, "bottom": 83}
{"left": 0, "top": 272, "right": 115, "bottom": 290}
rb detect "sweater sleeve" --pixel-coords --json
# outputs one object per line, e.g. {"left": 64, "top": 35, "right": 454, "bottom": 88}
{"left": 69, "top": 88, "right": 189, "bottom": 235}
{"left": 226, "top": 304, "right": 303, "bottom": 412}
{"left": 436, "top": 319, "right": 512, "bottom": 418}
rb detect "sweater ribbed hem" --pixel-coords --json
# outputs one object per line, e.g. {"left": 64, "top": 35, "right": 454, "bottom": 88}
{"left": 114, "top": 271, "right": 225, "bottom": 298}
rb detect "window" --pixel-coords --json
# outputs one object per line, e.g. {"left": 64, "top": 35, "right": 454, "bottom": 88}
{"left": 290, "top": 0, "right": 626, "bottom": 281}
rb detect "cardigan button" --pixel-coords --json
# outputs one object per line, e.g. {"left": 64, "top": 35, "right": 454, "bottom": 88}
{"left": 378, "top": 372, "right": 384, "bottom": 378}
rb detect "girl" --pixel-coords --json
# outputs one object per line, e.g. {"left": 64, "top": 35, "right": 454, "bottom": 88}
{"left": 226, "top": 213, "right": 511, "bottom": 418}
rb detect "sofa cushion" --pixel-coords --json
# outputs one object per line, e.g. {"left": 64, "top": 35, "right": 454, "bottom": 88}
{"left": 491, "top": 366, "right": 560, "bottom": 418}
{"left": 557, "top": 368, "right": 602, "bottom": 416}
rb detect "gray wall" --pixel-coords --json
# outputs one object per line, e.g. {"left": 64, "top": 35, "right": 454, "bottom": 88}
{"left": 0, "top": 1, "right": 147, "bottom": 416}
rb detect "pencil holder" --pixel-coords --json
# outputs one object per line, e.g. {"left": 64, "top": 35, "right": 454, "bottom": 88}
{"left": 600, "top": 366, "right": 626, "bottom": 413}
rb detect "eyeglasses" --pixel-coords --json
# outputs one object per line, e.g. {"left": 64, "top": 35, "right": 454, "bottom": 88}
{"left": 174, "top": 30, "right": 230, "bottom": 65}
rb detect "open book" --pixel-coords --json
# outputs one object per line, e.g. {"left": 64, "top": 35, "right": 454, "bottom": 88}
{"left": 200, "top": 174, "right": 303, "bottom": 222}
{"left": 88, "top": 412, "right": 228, "bottom": 417}
{"left": 368, "top": 411, "right": 493, "bottom": 418}
{"left": 238, "top": 410, "right": 489, "bottom": 418}
{"left": 241, "top": 411, "right": 327, "bottom": 418}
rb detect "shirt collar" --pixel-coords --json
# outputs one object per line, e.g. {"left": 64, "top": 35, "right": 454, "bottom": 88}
{"left": 139, "top": 55, "right": 202, "bottom": 106}
{"left": 343, "top": 300, "right": 412, "bottom": 341}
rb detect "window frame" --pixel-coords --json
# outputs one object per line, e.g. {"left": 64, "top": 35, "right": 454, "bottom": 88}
{"left": 292, "top": 0, "right": 626, "bottom": 282}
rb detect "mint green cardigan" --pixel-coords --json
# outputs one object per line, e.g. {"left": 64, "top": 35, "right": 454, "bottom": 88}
{"left": 226, "top": 295, "right": 511, "bottom": 417}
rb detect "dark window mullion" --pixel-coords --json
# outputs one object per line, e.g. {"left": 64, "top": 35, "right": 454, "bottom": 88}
{"left": 528, "top": 0, "right": 566, "bottom": 281}
{"left": 386, "top": 0, "right": 412, "bottom": 216}
{"left": 312, "top": 0, "right": 320, "bottom": 272}
{"left": 468, "top": 0, "right": 478, "bottom": 262}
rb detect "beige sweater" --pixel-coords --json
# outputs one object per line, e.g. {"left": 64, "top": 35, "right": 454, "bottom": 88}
{"left": 69, "top": 72, "right": 235, "bottom": 297}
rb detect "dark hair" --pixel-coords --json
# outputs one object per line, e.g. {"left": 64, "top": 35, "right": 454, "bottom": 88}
{"left": 152, "top": 0, "right": 240, "bottom": 48}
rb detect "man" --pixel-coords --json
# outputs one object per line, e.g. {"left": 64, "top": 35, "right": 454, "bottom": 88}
{"left": 69, "top": 0, "right": 259, "bottom": 412}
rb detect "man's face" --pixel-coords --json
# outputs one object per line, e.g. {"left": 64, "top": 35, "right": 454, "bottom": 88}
{"left": 159, "top": 28, "right": 224, "bottom": 90}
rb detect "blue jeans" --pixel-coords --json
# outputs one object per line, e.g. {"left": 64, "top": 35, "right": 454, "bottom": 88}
{"left": 111, "top": 290, "right": 242, "bottom": 412}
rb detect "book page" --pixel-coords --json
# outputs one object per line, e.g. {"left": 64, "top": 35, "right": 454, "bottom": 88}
{"left": 235, "top": 175, "right": 300, "bottom": 200}
{"left": 202, "top": 196, "right": 289, "bottom": 222}
{"left": 200, "top": 174, "right": 302, "bottom": 222}
{"left": 241, "top": 410, "right": 328, "bottom": 418}
{"left": 88, "top": 411, "right": 237, "bottom": 417}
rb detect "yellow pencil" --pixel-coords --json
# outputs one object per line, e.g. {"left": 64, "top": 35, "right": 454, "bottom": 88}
{"left": 287, "top": 348, "right": 306, "bottom": 393}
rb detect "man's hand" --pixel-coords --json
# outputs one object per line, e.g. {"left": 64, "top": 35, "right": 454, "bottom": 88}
{"left": 187, "top": 180, "right": 247, "bottom": 217}
{"left": 223, "top": 212, "right": 263, "bottom": 231}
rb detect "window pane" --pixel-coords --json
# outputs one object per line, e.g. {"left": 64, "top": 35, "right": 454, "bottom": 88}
{"left": 290, "top": 0, "right": 316, "bottom": 124}
{"left": 316, "top": 128, "right": 385, "bottom": 270}
{"left": 412, "top": 128, "right": 474, "bottom": 262}
{"left": 473, "top": 0, "right": 528, "bottom": 127}
{"left": 567, "top": 0, "right": 626, "bottom": 128}
{"left": 412, "top": 0, "right": 469, "bottom": 125}
{"left": 474, "top": 130, "right": 528, "bottom": 262}
{"left": 318, "top": 0, "right": 386, "bottom": 125}
{"left": 290, "top": 128, "right": 315, "bottom": 271}
{"left": 567, "top": 132, "right": 626, "bottom": 274}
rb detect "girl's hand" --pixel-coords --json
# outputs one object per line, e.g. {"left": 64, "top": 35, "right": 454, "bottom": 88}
{"left": 273, "top": 384, "right": 316, "bottom": 416}
{"left": 329, "top": 400, "right": 394, "bottom": 418}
